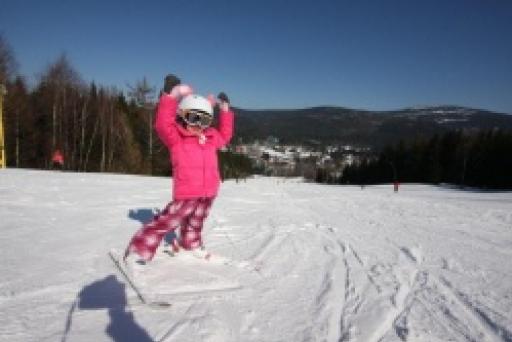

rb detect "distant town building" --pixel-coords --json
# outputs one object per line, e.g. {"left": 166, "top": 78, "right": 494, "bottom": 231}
{"left": 233, "top": 138, "right": 371, "bottom": 180}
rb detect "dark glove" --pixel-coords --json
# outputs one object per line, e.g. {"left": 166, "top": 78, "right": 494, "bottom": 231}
{"left": 163, "top": 74, "right": 181, "bottom": 94}
{"left": 217, "top": 92, "right": 230, "bottom": 104}
{"left": 217, "top": 92, "right": 230, "bottom": 112}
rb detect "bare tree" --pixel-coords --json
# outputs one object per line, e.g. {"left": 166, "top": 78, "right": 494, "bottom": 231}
{"left": 39, "top": 54, "right": 84, "bottom": 159}
{"left": 127, "top": 77, "right": 155, "bottom": 173}
{"left": 7, "top": 77, "right": 28, "bottom": 167}
{"left": 0, "top": 34, "right": 18, "bottom": 85}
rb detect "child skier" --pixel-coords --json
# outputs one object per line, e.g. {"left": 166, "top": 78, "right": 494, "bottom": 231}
{"left": 124, "top": 74, "right": 234, "bottom": 262}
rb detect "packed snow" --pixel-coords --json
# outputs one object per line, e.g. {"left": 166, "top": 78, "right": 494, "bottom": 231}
{"left": 0, "top": 169, "right": 511, "bottom": 342}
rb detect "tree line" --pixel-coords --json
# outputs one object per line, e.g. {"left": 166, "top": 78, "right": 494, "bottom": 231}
{"left": 0, "top": 35, "right": 254, "bottom": 179}
{"left": 2, "top": 34, "right": 510, "bottom": 188}
{"left": 339, "top": 129, "right": 512, "bottom": 190}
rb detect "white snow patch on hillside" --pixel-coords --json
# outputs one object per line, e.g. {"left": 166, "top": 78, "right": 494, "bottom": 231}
{"left": 0, "top": 169, "right": 511, "bottom": 342}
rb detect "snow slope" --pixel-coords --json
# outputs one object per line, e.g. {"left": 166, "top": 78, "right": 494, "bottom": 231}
{"left": 0, "top": 169, "right": 511, "bottom": 342}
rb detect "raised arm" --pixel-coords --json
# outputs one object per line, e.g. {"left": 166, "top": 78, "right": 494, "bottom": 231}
{"left": 214, "top": 92, "right": 235, "bottom": 148}
{"left": 154, "top": 74, "right": 193, "bottom": 147}
{"left": 154, "top": 95, "right": 180, "bottom": 148}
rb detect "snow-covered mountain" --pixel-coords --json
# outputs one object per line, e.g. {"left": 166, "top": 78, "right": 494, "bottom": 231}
{"left": 1, "top": 169, "right": 511, "bottom": 342}
{"left": 235, "top": 105, "right": 512, "bottom": 147}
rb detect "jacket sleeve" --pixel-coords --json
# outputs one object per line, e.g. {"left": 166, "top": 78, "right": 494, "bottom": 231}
{"left": 154, "top": 94, "right": 180, "bottom": 148}
{"left": 214, "top": 109, "right": 235, "bottom": 148}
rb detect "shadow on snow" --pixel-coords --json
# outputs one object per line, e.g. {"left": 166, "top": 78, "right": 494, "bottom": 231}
{"left": 61, "top": 275, "right": 154, "bottom": 342}
{"left": 128, "top": 208, "right": 158, "bottom": 225}
{"left": 127, "top": 207, "right": 177, "bottom": 245}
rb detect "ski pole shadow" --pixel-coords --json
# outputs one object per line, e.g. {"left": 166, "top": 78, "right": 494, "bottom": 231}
{"left": 61, "top": 275, "right": 154, "bottom": 342}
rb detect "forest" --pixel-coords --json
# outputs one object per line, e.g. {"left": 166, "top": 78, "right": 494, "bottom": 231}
{"left": 1, "top": 35, "right": 511, "bottom": 189}
{"left": 338, "top": 129, "right": 512, "bottom": 190}
{"left": 0, "top": 35, "right": 253, "bottom": 179}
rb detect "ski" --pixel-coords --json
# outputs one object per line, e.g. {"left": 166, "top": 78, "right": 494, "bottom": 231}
{"left": 163, "top": 248, "right": 263, "bottom": 273}
{"left": 108, "top": 249, "right": 172, "bottom": 308}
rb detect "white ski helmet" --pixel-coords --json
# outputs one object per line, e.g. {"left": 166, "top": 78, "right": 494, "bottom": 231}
{"left": 178, "top": 94, "right": 213, "bottom": 115}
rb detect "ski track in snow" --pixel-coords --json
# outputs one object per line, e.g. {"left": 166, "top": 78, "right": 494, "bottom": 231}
{"left": 0, "top": 169, "right": 511, "bottom": 342}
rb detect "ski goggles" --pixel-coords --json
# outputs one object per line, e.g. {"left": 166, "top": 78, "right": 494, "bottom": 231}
{"left": 181, "top": 110, "right": 213, "bottom": 128}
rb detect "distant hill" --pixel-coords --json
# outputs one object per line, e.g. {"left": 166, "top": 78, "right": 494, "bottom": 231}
{"left": 232, "top": 105, "right": 512, "bottom": 149}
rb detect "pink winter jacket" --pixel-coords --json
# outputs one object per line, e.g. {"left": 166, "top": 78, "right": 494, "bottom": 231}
{"left": 154, "top": 95, "right": 234, "bottom": 200}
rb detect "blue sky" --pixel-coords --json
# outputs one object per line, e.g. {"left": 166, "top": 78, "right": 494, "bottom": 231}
{"left": 1, "top": 0, "right": 511, "bottom": 113}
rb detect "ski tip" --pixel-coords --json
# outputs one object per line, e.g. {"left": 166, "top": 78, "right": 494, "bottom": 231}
{"left": 109, "top": 248, "right": 120, "bottom": 257}
{"left": 108, "top": 249, "right": 119, "bottom": 261}
{"left": 109, "top": 248, "right": 129, "bottom": 262}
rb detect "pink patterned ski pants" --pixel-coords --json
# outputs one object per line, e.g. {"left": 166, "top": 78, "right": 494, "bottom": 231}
{"left": 126, "top": 198, "right": 214, "bottom": 261}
